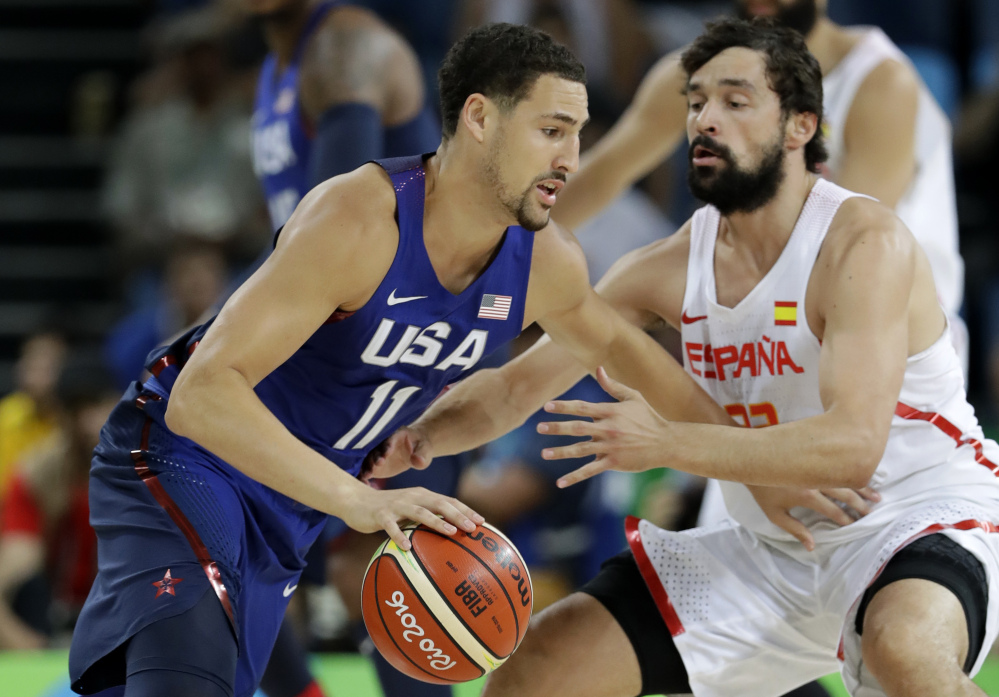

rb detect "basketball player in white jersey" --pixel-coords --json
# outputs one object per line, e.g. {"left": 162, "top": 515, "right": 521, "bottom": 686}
{"left": 555, "top": 0, "right": 964, "bottom": 351}
{"left": 372, "top": 18, "right": 999, "bottom": 697}
{"left": 555, "top": 0, "right": 967, "bottom": 532}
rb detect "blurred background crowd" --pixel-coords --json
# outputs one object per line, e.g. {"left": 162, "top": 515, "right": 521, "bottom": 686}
{"left": 0, "top": 0, "right": 998, "bottom": 663}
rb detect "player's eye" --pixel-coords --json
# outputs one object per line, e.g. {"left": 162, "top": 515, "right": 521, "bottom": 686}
{"left": 542, "top": 128, "right": 560, "bottom": 137}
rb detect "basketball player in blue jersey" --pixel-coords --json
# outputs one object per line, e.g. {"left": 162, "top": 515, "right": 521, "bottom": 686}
{"left": 250, "top": 0, "right": 440, "bottom": 229}
{"left": 248, "top": 3, "right": 450, "bottom": 696}
{"left": 68, "top": 23, "right": 731, "bottom": 697}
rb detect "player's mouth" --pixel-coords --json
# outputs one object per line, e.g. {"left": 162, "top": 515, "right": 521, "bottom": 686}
{"left": 535, "top": 179, "right": 564, "bottom": 207}
{"left": 692, "top": 145, "right": 723, "bottom": 167}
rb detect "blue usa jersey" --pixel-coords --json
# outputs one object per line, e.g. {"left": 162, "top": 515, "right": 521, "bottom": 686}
{"left": 252, "top": 0, "right": 440, "bottom": 230}
{"left": 146, "top": 154, "right": 534, "bottom": 477}
{"left": 252, "top": 0, "right": 344, "bottom": 228}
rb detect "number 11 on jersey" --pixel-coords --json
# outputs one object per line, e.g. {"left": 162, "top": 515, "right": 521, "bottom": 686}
{"left": 334, "top": 381, "right": 421, "bottom": 451}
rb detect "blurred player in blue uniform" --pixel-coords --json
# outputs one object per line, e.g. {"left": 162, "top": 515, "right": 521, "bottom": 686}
{"left": 248, "top": 2, "right": 448, "bottom": 696}
{"left": 69, "top": 22, "right": 730, "bottom": 697}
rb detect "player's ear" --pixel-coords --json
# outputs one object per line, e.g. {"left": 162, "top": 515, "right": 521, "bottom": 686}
{"left": 785, "top": 111, "right": 818, "bottom": 152}
{"left": 460, "top": 93, "right": 494, "bottom": 144}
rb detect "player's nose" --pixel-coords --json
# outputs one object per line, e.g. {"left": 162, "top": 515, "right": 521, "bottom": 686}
{"left": 553, "top": 135, "right": 581, "bottom": 174}
{"left": 695, "top": 99, "right": 722, "bottom": 135}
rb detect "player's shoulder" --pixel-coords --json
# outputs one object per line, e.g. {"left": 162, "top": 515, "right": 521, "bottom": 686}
{"left": 824, "top": 195, "right": 915, "bottom": 261}
{"left": 852, "top": 51, "right": 920, "bottom": 114}
{"left": 316, "top": 3, "right": 391, "bottom": 38}
{"left": 305, "top": 4, "right": 406, "bottom": 69}
{"left": 279, "top": 163, "right": 398, "bottom": 252}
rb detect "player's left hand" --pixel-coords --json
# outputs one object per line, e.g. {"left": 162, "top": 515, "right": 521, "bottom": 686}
{"left": 538, "top": 366, "right": 669, "bottom": 487}
{"left": 747, "top": 484, "right": 881, "bottom": 551}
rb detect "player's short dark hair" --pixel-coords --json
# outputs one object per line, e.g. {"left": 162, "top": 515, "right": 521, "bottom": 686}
{"left": 438, "top": 23, "right": 586, "bottom": 140}
{"left": 681, "top": 17, "right": 828, "bottom": 173}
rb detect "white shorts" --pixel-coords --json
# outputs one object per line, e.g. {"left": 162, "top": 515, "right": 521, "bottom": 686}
{"left": 628, "top": 497, "right": 999, "bottom": 697}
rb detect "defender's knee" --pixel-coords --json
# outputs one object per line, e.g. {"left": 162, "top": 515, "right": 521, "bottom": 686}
{"left": 860, "top": 580, "right": 970, "bottom": 693}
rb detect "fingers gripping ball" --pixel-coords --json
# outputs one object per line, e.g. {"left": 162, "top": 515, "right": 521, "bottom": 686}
{"left": 361, "top": 521, "right": 533, "bottom": 684}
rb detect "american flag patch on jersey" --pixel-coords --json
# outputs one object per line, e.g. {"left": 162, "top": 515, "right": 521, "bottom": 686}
{"left": 478, "top": 294, "right": 512, "bottom": 320}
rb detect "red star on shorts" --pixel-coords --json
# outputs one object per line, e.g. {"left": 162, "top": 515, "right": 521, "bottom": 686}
{"left": 152, "top": 569, "right": 184, "bottom": 598}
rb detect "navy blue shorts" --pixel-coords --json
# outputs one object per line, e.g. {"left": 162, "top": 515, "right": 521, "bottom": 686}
{"left": 70, "top": 383, "right": 327, "bottom": 697}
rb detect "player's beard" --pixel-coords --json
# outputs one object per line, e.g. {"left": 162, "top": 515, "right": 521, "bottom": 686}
{"left": 687, "top": 132, "right": 786, "bottom": 216}
{"left": 737, "top": 0, "right": 819, "bottom": 37}
{"left": 483, "top": 136, "right": 555, "bottom": 232}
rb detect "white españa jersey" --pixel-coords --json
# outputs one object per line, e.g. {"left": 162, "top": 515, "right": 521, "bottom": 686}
{"left": 681, "top": 179, "right": 999, "bottom": 548}
{"left": 822, "top": 27, "right": 964, "bottom": 315}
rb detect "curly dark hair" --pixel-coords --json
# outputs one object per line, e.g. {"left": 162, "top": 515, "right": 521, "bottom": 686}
{"left": 681, "top": 17, "right": 828, "bottom": 173}
{"left": 438, "top": 23, "right": 586, "bottom": 140}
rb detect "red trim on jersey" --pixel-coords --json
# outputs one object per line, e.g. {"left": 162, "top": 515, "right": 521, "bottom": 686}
{"left": 149, "top": 354, "right": 176, "bottom": 377}
{"left": 130, "top": 403, "right": 235, "bottom": 627}
{"left": 894, "top": 402, "right": 999, "bottom": 474}
{"left": 149, "top": 341, "right": 198, "bottom": 377}
{"left": 296, "top": 680, "right": 327, "bottom": 697}
{"left": 837, "top": 517, "right": 999, "bottom": 661}
{"left": 625, "top": 515, "right": 685, "bottom": 637}
{"left": 323, "top": 309, "right": 356, "bottom": 325}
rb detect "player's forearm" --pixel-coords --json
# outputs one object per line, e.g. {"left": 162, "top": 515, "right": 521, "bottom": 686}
{"left": 662, "top": 412, "right": 882, "bottom": 488}
{"left": 165, "top": 367, "right": 368, "bottom": 517}
{"left": 409, "top": 367, "right": 541, "bottom": 457}
{"left": 601, "top": 321, "right": 732, "bottom": 427}
{"left": 554, "top": 151, "right": 643, "bottom": 230}
{"left": 412, "top": 348, "right": 587, "bottom": 457}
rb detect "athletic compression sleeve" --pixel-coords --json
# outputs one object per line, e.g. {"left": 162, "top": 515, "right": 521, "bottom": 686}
{"left": 308, "top": 102, "right": 384, "bottom": 186}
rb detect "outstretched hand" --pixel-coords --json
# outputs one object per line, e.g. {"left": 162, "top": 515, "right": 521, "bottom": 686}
{"left": 359, "top": 427, "right": 433, "bottom": 482}
{"left": 538, "top": 366, "right": 670, "bottom": 488}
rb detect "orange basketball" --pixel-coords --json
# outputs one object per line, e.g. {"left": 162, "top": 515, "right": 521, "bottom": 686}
{"left": 361, "top": 521, "right": 533, "bottom": 684}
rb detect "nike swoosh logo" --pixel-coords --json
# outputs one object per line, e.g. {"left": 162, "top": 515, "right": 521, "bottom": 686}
{"left": 283, "top": 583, "right": 298, "bottom": 597}
{"left": 387, "top": 289, "right": 428, "bottom": 306}
{"left": 681, "top": 310, "right": 708, "bottom": 324}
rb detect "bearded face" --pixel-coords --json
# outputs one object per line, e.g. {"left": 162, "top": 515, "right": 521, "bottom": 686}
{"left": 687, "top": 128, "right": 787, "bottom": 215}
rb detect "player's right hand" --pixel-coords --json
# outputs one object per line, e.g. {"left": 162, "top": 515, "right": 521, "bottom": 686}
{"left": 360, "top": 427, "right": 434, "bottom": 482}
{"left": 747, "top": 484, "right": 881, "bottom": 551}
{"left": 345, "top": 485, "right": 483, "bottom": 551}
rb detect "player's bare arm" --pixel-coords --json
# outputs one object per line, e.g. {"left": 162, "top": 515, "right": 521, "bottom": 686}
{"left": 165, "top": 165, "right": 480, "bottom": 547}
{"left": 299, "top": 5, "right": 425, "bottom": 127}
{"left": 834, "top": 58, "right": 919, "bottom": 208}
{"left": 375, "top": 221, "right": 726, "bottom": 474}
{"left": 553, "top": 52, "right": 688, "bottom": 230}
{"left": 545, "top": 198, "right": 945, "bottom": 490}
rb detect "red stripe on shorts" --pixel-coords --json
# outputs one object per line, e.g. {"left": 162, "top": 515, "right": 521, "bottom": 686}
{"left": 625, "top": 515, "right": 685, "bottom": 637}
{"left": 131, "top": 397, "right": 235, "bottom": 628}
{"left": 895, "top": 402, "right": 999, "bottom": 474}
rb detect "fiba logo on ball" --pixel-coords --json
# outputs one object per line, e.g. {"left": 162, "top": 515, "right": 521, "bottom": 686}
{"left": 361, "top": 521, "right": 533, "bottom": 684}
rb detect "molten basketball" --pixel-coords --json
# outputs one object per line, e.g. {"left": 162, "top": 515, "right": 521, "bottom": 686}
{"left": 361, "top": 521, "right": 533, "bottom": 684}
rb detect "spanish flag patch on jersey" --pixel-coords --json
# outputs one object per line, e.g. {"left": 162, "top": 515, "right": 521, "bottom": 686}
{"left": 774, "top": 301, "right": 797, "bottom": 326}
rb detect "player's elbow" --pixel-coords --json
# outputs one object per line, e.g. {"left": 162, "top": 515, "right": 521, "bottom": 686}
{"left": 164, "top": 368, "right": 208, "bottom": 439}
{"left": 163, "top": 384, "right": 195, "bottom": 439}
{"left": 840, "top": 428, "right": 887, "bottom": 488}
